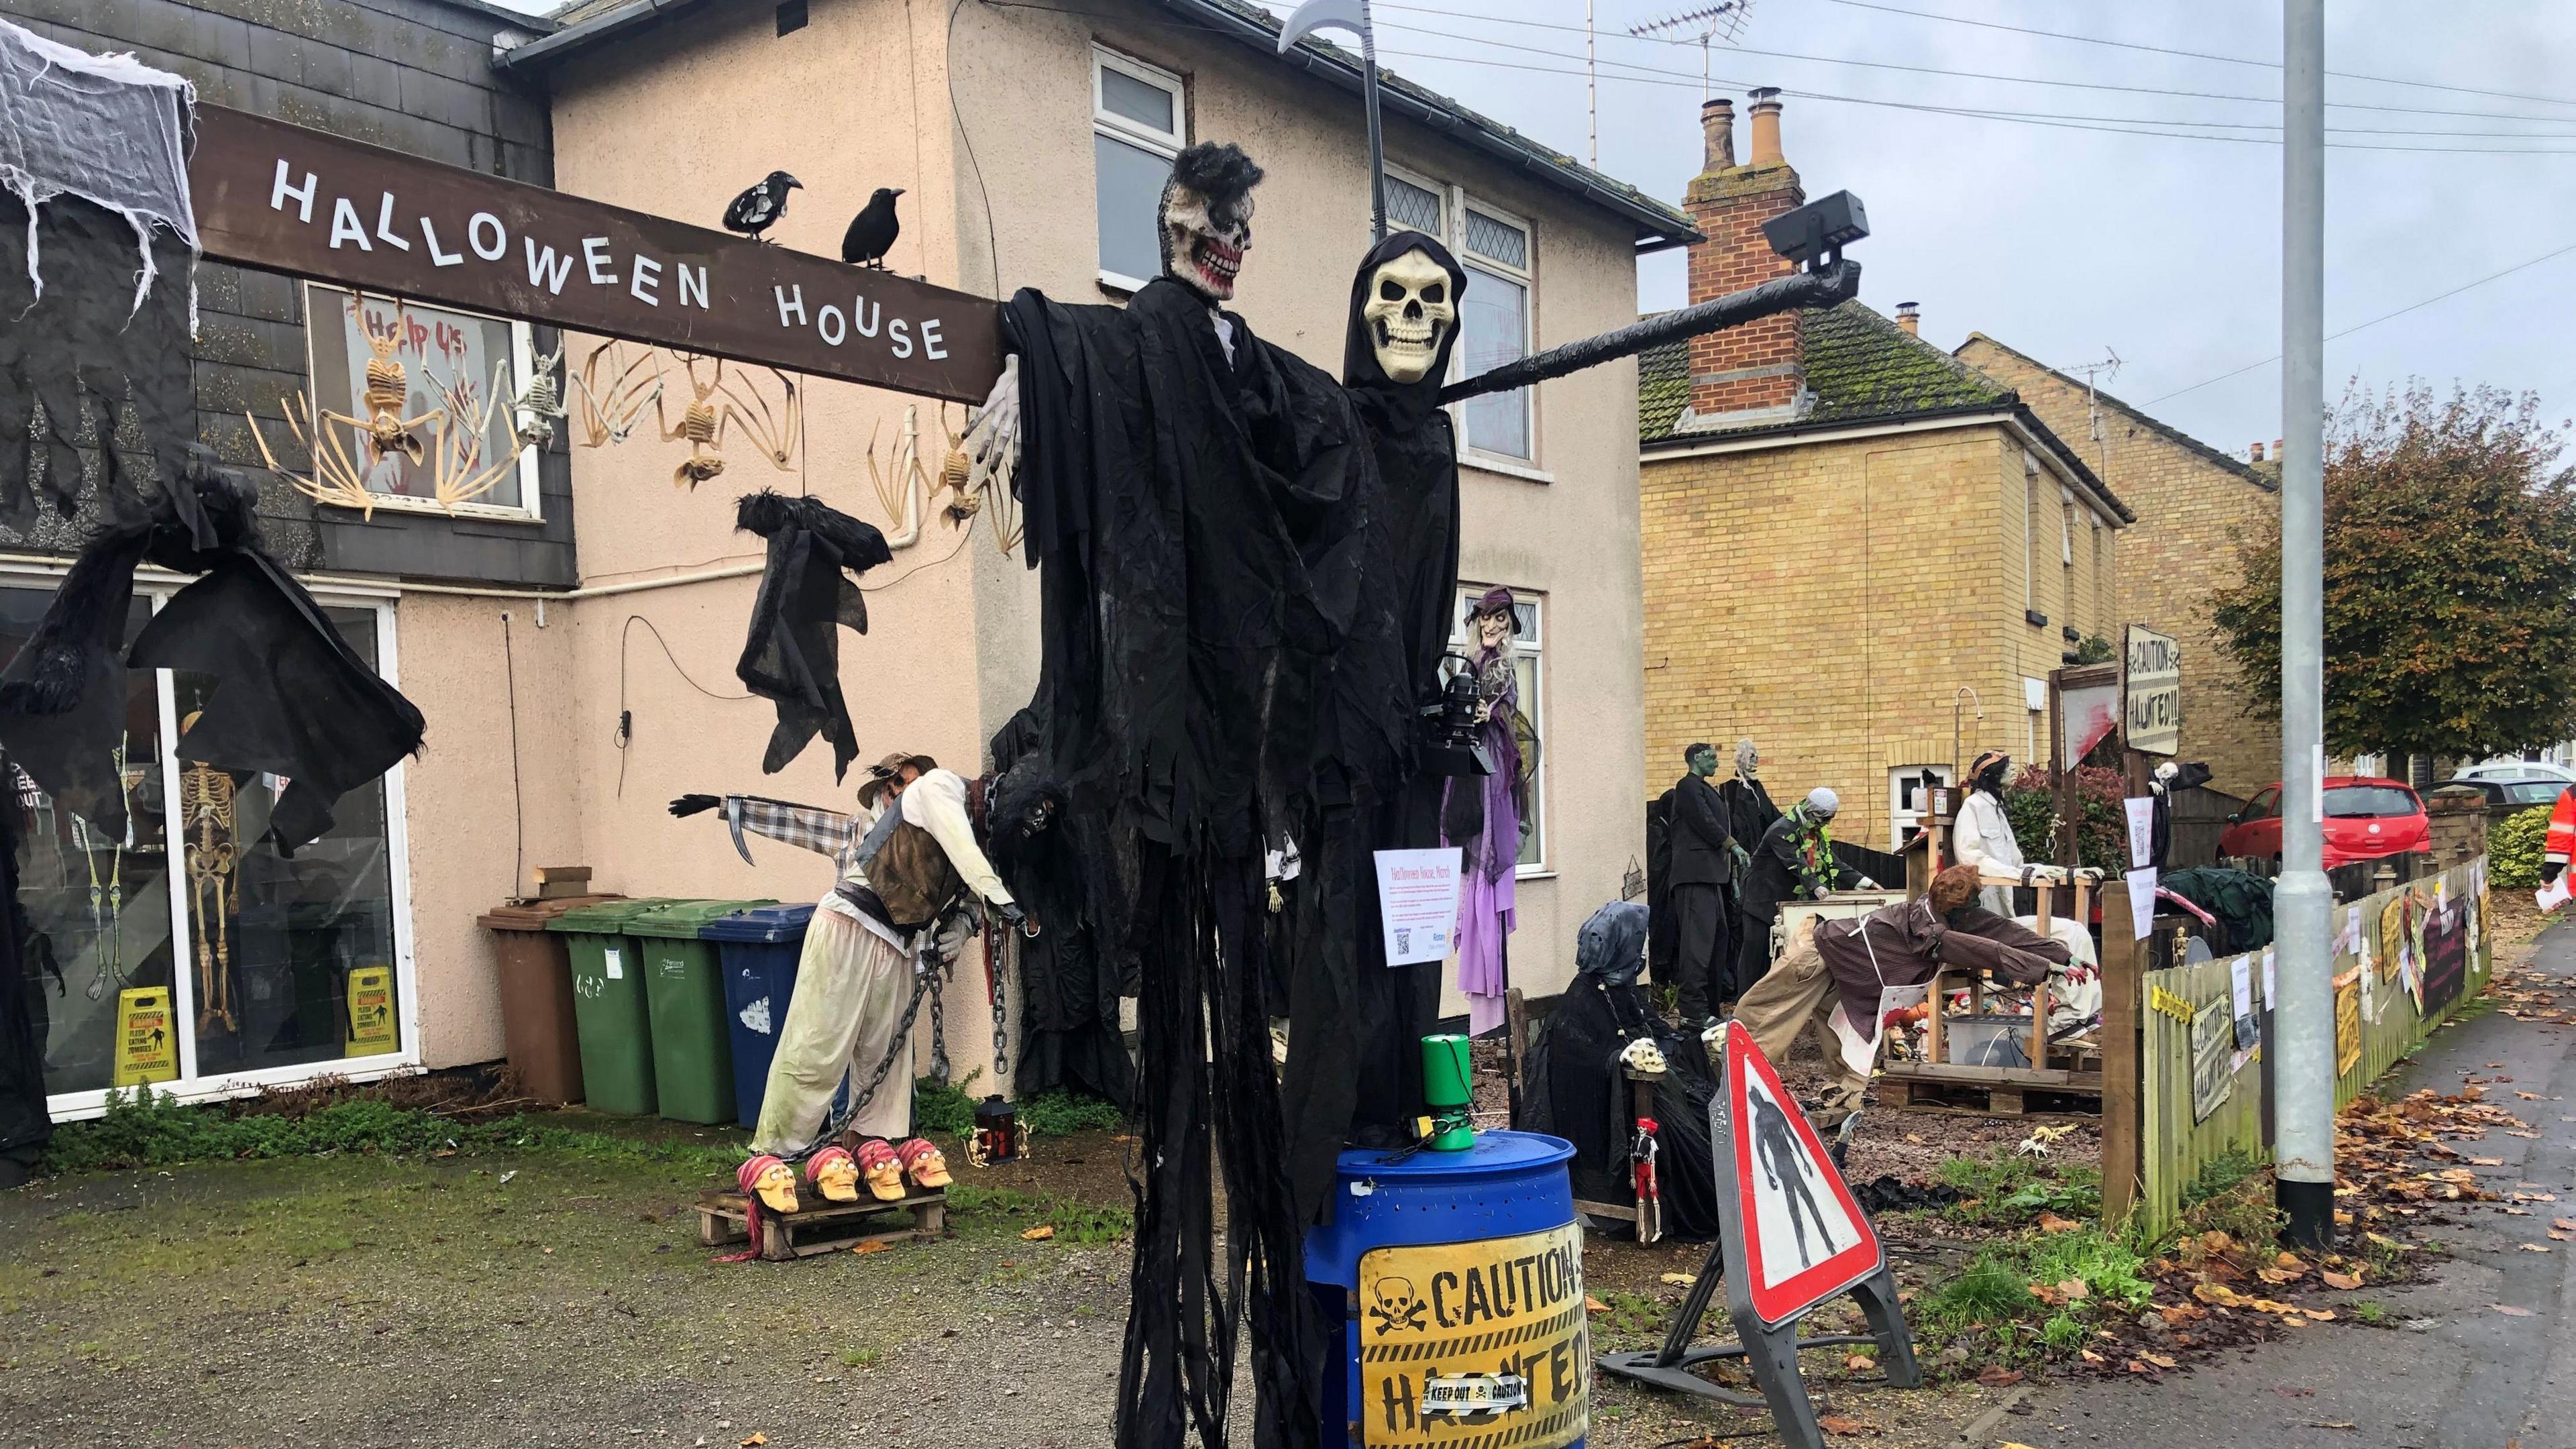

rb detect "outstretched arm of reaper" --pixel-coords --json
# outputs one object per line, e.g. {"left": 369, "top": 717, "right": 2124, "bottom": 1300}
{"left": 669, "top": 792, "right": 859, "bottom": 867}
{"left": 1440, "top": 260, "right": 1861, "bottom": 403}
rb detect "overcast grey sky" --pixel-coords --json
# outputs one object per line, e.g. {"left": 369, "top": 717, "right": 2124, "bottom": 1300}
{"left": 500, "top": 1, "right": 2576, "bottom": 459}
{"left": 1313, "top": 0, "right": 2576, "bottom": 460}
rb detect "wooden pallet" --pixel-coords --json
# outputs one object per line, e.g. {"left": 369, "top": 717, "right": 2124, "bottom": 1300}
{"left": 1880, "top": 1060, "right": 2103, "bottom": 1117}
{"left": 696, "top": 1187, "right": 947, "bottom": 1260}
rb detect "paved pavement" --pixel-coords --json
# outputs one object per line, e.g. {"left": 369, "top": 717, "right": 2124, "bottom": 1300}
{"left": 2001, "top": 919, "right": 2576, "bottom": 1449}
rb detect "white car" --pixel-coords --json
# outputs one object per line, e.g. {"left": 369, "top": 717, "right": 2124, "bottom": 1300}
{"left": 2445, "top": 760, "right": 2576, "bottom": 808}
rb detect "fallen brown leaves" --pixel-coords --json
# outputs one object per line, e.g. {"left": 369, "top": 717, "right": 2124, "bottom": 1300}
{"left": 2337, "top": 1087, "right": 2532, "bottom": 1233}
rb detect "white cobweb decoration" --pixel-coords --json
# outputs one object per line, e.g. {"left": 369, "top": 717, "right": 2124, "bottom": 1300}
{"left": 0, "top": 17, "right": 197, "bottom": 321}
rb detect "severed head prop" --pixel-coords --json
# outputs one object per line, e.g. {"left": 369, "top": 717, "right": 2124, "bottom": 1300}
{"left": 1159, "top": 142, "right": 1263, "bottom": 303}
{"left": 1363, "top": 249, "right": 1458, "bottom": 384}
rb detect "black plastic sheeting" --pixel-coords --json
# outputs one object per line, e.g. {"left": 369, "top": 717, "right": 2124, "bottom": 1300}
{"left": 1519, "top": 902, "right": 1725, "bottom": 1241}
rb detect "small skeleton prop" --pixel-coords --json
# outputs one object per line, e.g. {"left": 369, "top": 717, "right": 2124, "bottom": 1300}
{"left": 246, "top": 294, "right": 529, "bottom": 517}
{"left": 1362, "top": 249, "right": 1457, "bottom": 384}
{"left": 178, "top": 720, "right": 239, "bottom": 1036}
{"left": 653, "top": 355, "right": 803, "bottom": 490}
{"left": 514, "top": 338, "right": 568, "bottom": 450}
{"left": 865, "top": 402, "right": 1017, "bottom": 554}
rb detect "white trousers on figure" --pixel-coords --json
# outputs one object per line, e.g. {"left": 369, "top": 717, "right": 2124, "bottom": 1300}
{"left": 750, "top": 906, "right": 915, "bottom": 1155}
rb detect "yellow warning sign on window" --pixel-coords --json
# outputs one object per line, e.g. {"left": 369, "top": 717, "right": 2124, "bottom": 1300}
{"left": 1356, "top": 1222, "right": 1588, "bottom": 1449}
{"left": 347, "top": 965, "right": 398, "bottom": 1053}
{"left": 113, "top": 986, "right": 178, "bottom": 1087}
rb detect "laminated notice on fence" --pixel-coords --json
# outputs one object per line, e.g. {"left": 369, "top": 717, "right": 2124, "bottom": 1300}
{"left": 1374, "top": 847, "right": 1463, "bottom": 966}
{"left": 2125, "top": 867, "right": 2157, "bottom": 940}
{"left": 2334, "top": 968, "right": 2363, "bottom": 1077}
{"left": 113, "top": 986, "right": 178, "bottom": 1088}
{"left": 2124, "top": 797, "right": 2155, "bottom": 869}
{"left": 2190, "top": 999, "right": 2235, "bottom": 1122}
{"left": 1356, "top": 1222, "right": 1588, "bottom": 1448}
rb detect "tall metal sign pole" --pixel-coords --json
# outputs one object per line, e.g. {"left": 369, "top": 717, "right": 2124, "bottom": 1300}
{"left": 2274, "top": 0, "right": 2334, "bottom": 1250}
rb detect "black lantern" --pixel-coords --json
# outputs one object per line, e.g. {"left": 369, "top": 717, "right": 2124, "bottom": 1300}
{"left": 1421, "top": 651, "right": 1495, "bottom": 779}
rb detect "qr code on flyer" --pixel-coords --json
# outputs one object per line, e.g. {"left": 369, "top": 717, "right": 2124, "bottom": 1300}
{"left": 1394, "top": 928, "right": 1413, "bottom": 954}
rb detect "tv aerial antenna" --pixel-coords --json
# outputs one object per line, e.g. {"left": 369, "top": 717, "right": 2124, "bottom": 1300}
{"left": 1627, "top": 2, "right": 1756, "bottom": 102}
{"left": 2063, "top": 350, "right": 2123, "bottom": 444}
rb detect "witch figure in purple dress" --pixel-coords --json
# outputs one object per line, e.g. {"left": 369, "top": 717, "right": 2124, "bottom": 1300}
{"left": 1443, "top": 587, "right": 1541, "bottom": 1036}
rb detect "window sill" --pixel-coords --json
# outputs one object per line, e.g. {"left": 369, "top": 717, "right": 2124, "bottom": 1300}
{"left": 1459, "top": 451, "right": 1554, "bottom": 485}
{"left": 2025, "top": 608, "right": 2049, "bottom": 628}
{"left": 1514, "top": 866, "right": 1556, "bottom": 882}
{"left": 331, "top": 494, "right": 543, "bottom": 526}
{"left": 1097, "top": 268, "right": 1149, "bottom": 299}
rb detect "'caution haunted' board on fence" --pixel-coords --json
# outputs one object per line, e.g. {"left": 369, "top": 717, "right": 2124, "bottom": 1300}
{"left": 1356, "top": 1222, "right": 1589, "bottom": 1448}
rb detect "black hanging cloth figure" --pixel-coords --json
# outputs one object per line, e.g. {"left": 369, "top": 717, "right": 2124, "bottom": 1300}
{"left": 986, "top": 706, "right": 1132, "bottom": 1107}
{"left": 0, "top": 453, "right": 426, "bottom": 853}
{"left": 733, "top": 490, "right": 894, "bottom": 780}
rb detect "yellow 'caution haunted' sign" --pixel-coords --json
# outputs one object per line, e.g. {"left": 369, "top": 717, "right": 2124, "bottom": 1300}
{"left": 347, "top": 965, "right": 398, "bottom": 1054}
{"left": 114, "top": 986, "right": 178, "bottom": 1087}
{"left": 1356, "top": 1222, "right": 1588, "bottom": 1449}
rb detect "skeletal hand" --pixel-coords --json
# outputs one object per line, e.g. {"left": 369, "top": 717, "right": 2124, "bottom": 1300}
{"left": 963, "top": 354, "right": 1021, "bottom": 500}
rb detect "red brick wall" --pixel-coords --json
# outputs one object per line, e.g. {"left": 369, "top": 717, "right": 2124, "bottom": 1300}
{"left": 1684, "top": 166, "right": 1805, "bottom": 418}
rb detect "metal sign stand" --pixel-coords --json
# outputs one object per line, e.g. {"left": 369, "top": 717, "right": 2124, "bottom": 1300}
{"left": 1597, "top": 1026, "right": 1918, "bottom": 1449}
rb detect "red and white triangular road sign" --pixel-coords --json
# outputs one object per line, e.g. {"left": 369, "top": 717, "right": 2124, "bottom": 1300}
{"left": 1713, "top": 1022, "right": 1884, "bottom": 1326}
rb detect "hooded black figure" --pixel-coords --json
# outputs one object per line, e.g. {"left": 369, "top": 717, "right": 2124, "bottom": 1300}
{"left": 732, "top": 490, "right": 894, "bottom": 780}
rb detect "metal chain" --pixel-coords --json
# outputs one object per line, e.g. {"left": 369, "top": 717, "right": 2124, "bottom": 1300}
{"left": 988, "top": 922, "right": 1011, "bottom": 1069}
{"left": 928, "top": 951, "right": 951, "bottom": 1086}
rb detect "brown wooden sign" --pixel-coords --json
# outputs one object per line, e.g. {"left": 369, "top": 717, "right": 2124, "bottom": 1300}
{"left": 188, "top": 106, "right": 1004, "bottom": 403}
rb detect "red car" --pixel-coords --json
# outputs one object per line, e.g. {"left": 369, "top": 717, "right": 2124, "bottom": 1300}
{"left": 2218, "top": 776, "right": 2430, "bottom": 867}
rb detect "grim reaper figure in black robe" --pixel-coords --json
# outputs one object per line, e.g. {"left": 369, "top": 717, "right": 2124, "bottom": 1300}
{"left": 967, "top": 142, "right": 1422, "bottom": 1449}
{"left": 965, "top": 133, "right": 1863, "bottom": 1446}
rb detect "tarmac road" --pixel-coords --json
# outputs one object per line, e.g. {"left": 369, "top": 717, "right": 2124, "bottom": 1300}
{"left": 2002, "top": 918, "right": 2576, "bottom": 1449}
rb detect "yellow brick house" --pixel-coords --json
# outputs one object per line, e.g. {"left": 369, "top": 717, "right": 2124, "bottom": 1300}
{"left": 1637, "top": 94, "right": 2130, "bottom": 849}
{"left": 1955, "top": 335, "right": 2282, "bottom": 798}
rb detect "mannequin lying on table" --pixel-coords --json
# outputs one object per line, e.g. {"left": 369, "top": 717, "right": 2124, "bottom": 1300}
{"left": 1728, "top": 862, "right": 2070, "bottom": 1128}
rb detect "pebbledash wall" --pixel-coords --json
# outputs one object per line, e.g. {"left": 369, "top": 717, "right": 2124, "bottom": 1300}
{"left": 3, "top": 0, "right": 584, "bottom": 1118}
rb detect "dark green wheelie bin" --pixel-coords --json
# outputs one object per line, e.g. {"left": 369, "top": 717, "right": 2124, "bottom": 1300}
{"left": 625, "top": 899, "right": 775, "bottom": 1126}
{"left": 546, "top": 898, "right": 672, "bottom": 1115}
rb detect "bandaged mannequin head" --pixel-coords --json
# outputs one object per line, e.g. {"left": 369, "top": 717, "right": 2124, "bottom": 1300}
{"left": 1159, "top": 142, "right": 1263, "bottom": 304}
{"left": 1362, "top": 248, "right": 1458, "bottom": 383}
{"left": 1968, "top": 749, "right": 2012, "bottom": 796}
{"left": 1801, "top": 786, "right": 1839, "bottom": 822}
{"left": 1735, "top": 739, "right": 1760, "bottom": 780}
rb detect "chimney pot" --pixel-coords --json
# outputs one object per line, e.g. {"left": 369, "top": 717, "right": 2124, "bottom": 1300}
{"left": 2251, "top": 441, "right": 2265, "bottom": 462}
{"left": 1700, "top": 98, "right": 1737, "bottom": 174}
{"left": 1747, "top": 87, "right": 1785, "bottom": 168}
{"left": 1894, "top": 301, "right": 1920, "bottom": 335}
{"left": 2274, "top": 436, "right": 2285, "bottom": 458}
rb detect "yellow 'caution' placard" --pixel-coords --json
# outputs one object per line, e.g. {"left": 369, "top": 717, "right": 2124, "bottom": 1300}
{"left": 347, "top": 965, "right": 398, "bottom": 1053}
{"left": 1356, "top": 1222, "right": 1588, "bottom": 1449}
{"left": 113, "top": 986, "right": 178, "bottom": 1087}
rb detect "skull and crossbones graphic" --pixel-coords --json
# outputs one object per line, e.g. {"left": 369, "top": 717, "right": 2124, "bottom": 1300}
{"left": 1368, "top": 1277, "right": 1429, "bottom": 1336}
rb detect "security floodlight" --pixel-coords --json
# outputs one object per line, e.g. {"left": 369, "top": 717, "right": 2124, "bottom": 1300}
{"left": 1762, "top": 190, "right": 1869, "bottom": 272}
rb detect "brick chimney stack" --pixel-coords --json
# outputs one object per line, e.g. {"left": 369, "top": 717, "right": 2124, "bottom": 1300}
{"left": 1894, "top": 301, "right": 1920, "bottom": 335}
{"left": 1683, "top": 87, "right": 1807, "bottom": 425}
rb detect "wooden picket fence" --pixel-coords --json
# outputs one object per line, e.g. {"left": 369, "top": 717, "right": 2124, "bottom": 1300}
{"left": 2127, "top": 857, "right": 2494, "bottom": 1238}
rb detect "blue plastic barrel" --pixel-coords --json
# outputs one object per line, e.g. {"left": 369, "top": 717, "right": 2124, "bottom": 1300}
{"left": 1304, "top": 1130, "right": 1585, "bottom": 1449}
{"left": 698, "top": 903, "right": 816, "bottom": 1130}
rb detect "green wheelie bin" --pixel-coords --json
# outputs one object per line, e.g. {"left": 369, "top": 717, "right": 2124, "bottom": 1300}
{"left": 625, "top": 899, "right": 775, "bottom": 1126}
{"left": 546, "top": 898, "right": 672, "bottom": 1115}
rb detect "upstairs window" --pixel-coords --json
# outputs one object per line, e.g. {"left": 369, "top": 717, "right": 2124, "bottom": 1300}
{"left": 1458, "top": 201, "right": 1533, "bottom": 460}
{"left": 1093, "top": 48, "right": 1187, "bottom": 291}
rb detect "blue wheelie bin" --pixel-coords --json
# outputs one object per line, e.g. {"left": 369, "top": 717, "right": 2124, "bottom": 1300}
{"left": 700, "top": 903, "right": 818, "bottom": 1130}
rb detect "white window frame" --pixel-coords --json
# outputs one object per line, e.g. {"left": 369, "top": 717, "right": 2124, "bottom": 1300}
{"left": 1091, "top": 45, "right": 1188, "bottom": 294}
{"left": 1448, "top": 582, "right": 1549, "bottom": 876}
{"left": 298, "top": 282, "right": 544, "bottom": 523}
{"left": 1888, "top": 765, "right": 1955, "bottom": 853}
{"left": 6, "top": 562, "right": 421, "bottom": 1122}
{"left": 1384, "top": 162, "right": 1450, "bottom": 244}
{"left": 1453, "top": 193, "right": 1537, "bottom": 466}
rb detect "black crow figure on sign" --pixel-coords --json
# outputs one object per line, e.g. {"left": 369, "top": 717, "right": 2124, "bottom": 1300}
{"left": 841, "top": 187, "right": 904, "bottom": 269}
{"left": 722, "top": 171, "right": 802, "bottom": 241}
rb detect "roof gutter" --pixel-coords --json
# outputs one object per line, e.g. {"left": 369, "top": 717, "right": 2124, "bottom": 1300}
{"left": 1157, "top": 0, "right": 1699, "bottom": 252}
{"left": 1642, "top": 405, "right": 2135, "bottom": 525}
{"left": 494, "top": 0, "right": 715, "bottom": 73}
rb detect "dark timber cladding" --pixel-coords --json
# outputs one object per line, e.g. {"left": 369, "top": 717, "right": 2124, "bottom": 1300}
{"left": 192, "top": 107, "right": 1007, "bottom": 403}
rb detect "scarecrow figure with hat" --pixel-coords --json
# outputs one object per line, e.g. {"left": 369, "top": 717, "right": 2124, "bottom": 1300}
{"left": 671, "top": 750, "right": 1023, "bottom": 1217}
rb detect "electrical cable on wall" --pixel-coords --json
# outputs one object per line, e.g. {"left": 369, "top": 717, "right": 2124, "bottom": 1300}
{"left": 502, "top": 610, "right": 527, "bottom": 896}
{"left": 616, "top": 612, "right": 754, "bottom": 797}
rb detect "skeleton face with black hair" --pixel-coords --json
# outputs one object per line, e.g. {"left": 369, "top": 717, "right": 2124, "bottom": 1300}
{"left": 1157, "top": 142, "right": 1264, "bottom": 305}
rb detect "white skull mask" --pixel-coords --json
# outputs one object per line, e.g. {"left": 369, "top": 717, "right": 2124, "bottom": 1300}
{"left": 1363, "top": 250, "right": 1456, "bottom": 384}
{"left": 1161, "top": 185, "right": 1252, "bottom": 303}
